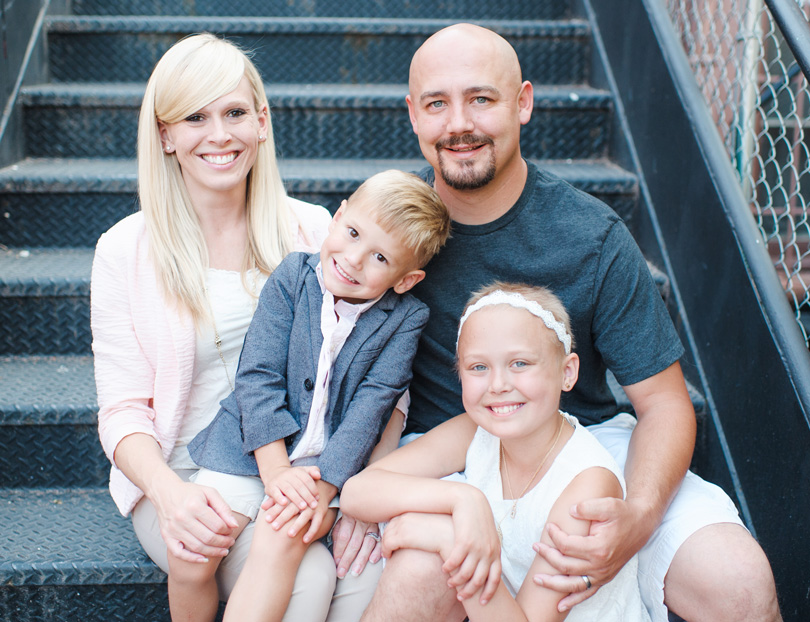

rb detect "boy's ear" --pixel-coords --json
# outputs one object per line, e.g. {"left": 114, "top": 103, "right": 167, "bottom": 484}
{"left": 329, "top": 200, "right": 348, "bottom": 232}
{"left": 393, "top": 269, "right": 426, "bottom": 294}
{"left": 561, "top": 353, "right": 580, "bottom": 392}
{"left": 334, "top": 200, "right": 348, "bottom": 220}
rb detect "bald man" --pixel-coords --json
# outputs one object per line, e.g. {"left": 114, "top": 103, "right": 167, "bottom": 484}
{"left": 356, "top": 24, "right": 781, "bottom": 622}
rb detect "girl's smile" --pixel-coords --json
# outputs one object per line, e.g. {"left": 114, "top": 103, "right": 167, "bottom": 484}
{"left": 457, "top": 305, "right": 578, "bottom": 443}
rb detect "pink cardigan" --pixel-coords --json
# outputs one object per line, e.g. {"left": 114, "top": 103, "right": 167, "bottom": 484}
{"left": 91, "top": 199, "right": 332, "bottom": 515}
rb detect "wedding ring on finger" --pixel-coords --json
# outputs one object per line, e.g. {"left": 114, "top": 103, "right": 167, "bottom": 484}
{"left": 581, "top": 575, "right": 592, "bottom": 590}
{"left": 365, "top": 531, "right": 381, "bottom": 542}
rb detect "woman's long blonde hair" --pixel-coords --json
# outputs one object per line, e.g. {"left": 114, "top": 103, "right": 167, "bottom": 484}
{"left": 138, "top": 33, "right": 293, "bottom": 324}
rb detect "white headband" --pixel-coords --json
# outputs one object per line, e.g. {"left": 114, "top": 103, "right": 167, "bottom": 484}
{"left": 456, "top": 290, "right": 572, "bottom": 354}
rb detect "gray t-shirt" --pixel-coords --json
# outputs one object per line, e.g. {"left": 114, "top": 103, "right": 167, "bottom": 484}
{"left": 407, "top": 162, "right": 684, "bottom": 433}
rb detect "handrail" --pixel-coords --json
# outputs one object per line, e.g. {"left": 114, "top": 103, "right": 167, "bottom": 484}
{"left": 765, "top": 0, "right": 810, "bottom": 80}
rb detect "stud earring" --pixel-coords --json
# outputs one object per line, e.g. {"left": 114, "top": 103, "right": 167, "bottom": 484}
{"left": 259, "top": 135, "right": 266, "bottom": 142}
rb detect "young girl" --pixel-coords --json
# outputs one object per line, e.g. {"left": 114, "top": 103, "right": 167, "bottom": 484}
{"left": 341, "top": 282, "right": 653, "bottom": 621}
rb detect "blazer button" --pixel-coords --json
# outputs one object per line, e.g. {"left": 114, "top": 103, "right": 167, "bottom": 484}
{"left": 304, "top": 378, "right": 314, "bottom": 391}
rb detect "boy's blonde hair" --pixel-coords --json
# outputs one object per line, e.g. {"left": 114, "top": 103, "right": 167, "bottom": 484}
{"left": 462, "top": 281, "right": 575, "bottom": 355}
{"left": 138, "top": 33, "right": 293, "bottom": 324}
{"left": 349, "top": 170, "right": 450, "bottom": 268}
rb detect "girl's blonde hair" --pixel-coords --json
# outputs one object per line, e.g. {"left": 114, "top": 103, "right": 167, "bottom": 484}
{"left": 138, "top": 33, "right": 293, "bottom": 324}
{"left": 461, "top": 281, "right": 575, "bottom": 355}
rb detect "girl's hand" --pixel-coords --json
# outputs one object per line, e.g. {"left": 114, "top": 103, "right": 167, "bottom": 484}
{"left": 381, "top": 512, "right": 454, "bottom": 559}
{"left": 444, "top": 488, "right": 502, "bottom": 605}
{"left": 152, "top": 478, "right": 239, "bottom": 563}
{"left": 262, "top": 465, "right": 322, "bottom": 512}
{"left": 331, "top": 515, "right": 383, "bottom": 579}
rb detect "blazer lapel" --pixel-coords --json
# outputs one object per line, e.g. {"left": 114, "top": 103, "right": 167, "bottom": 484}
{"left": 304, "top": 254, "right": 325, "bottom": 368}
{"left": 327, "top": 289, "right": 397, "bottom": 410}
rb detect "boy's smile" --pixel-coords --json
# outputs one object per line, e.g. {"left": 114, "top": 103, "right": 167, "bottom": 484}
{"left": 320, "top": 198, "right": 424, "bottom": 304}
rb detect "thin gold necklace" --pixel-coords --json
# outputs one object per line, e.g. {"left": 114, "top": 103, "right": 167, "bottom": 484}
{"left": 208, "top": 258, "right": 259, "bottom": 394}
{"left": 497, "top": 412, "right": 565, "bottom": 539}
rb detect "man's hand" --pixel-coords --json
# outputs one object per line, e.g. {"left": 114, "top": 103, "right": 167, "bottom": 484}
{"left": 533, "top": 496, "right": 652, "bottom": 611}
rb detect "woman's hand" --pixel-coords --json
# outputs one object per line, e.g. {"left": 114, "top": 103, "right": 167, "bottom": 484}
{"left": 331, "top": 514, "right": 383, "bottom": 578}
{"left": 152, "top": 477, "right": 240, "bottom": 563}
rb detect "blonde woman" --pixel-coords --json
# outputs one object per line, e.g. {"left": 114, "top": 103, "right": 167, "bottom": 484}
{"left": 91, "top": 34, "right": 382, "bottom": 621}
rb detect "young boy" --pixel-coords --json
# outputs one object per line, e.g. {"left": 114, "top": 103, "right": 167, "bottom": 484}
{"left": 187, "top": 169, "right": 450, "bottom": 621}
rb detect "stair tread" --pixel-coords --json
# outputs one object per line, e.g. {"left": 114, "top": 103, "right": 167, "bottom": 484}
{"left": 46, "top": 15, "right": 590, "bottom": 34}
{"left": 0, "top": 157, "right": 635, "bottom": 190}
{"left": 0, "top": 487, "right": 163, "bottom": 586}
{"left": 0, "top": 355, "right": 96, "bottom": 424}
{"left": 0, "top": 248, "right": 93, "bottom": 291}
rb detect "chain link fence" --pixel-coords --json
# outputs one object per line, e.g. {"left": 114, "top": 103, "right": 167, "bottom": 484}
{"left": 665, "top": 0, "right": 810, "bottom": 344}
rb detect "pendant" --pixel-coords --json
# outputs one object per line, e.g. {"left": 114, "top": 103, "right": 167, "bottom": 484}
{"left": 510, "top": 501, "right": 518, "bottom": 519}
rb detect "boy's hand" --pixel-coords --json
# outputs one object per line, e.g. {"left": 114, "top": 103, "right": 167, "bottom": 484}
{"left": 261, "top": 464, "right": 322, "bottom": 513}
{"left": 265, "top": 479, "right": 338, "bottom": 544}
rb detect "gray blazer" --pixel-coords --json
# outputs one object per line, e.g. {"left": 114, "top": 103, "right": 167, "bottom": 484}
{"left": 189, "top": 252, "right": 429, "bottom": 489}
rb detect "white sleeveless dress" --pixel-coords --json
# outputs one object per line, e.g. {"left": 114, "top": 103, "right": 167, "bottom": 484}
{"left": 464, "top": 413, "right": 653, "bottom": 621}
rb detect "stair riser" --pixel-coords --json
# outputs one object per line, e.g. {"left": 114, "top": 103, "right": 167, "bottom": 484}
{"left": 0, "top": 423, "right": 108, "bottom": 487}
{"left": 0, "top": 584, "right": 169, "bottom": 622}
{"left": 70, "top": 0, "right": 571, "bottom": 19}
{"left": 23, "top": 104, "right": 610, "bottom": 160}
{"left": 48, "top": 30, "right": 588, "bottom": 86}
{"left": 0, "top": 297, "right": 91, "bottom": 355}
{"left": 1, "top": 185, "right": 636, "bottom": 248}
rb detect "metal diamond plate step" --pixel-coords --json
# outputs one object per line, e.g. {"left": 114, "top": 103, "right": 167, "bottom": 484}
{"left": 0, "top": 355, "right": 106, "bottom": 487}
{"left": 0, "top": 488, "right": 170, "bottom": 621}
{"left": 21, "top": 82, "right": 613, "bottom": 160}
{"left": 45, "top": 16, "right": 590, "bottom": 86}
{"left": 0, "top": 249, "right": 93, "bottom": 355}
{"left": 0, "top": 157, "right": 638, "bottom": 247}
{"left": 69, "top": 0, "right": 572, "bottom": 20}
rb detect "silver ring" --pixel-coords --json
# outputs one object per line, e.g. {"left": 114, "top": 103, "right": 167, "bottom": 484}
{"left": 365, "top": 531, "right": 381, "bottom": 542}
{"left": 581, "top": 575, "right": 592, "bottom": 590}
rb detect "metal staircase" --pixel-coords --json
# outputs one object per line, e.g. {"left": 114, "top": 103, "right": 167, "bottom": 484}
{"left": 0, "top": 1, "right": 678, "bottom": 619}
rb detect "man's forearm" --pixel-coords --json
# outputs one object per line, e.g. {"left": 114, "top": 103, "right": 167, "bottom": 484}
{"left": 623, "top": 362, "right": 696, "bottom": 534}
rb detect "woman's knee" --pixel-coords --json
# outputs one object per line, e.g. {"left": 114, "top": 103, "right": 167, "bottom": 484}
{"left": 168, "top": 551, "right": 221, "bottom": 587}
